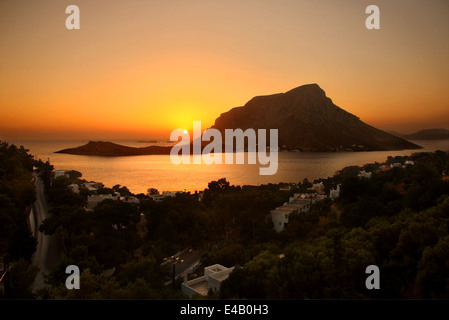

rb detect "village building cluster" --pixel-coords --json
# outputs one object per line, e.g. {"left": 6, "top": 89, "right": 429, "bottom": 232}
{"left": 270, "top": 158, "right": 417, "bottom": 232}
{"left": 271, "top": 182, "right": 333, "bottom": 232}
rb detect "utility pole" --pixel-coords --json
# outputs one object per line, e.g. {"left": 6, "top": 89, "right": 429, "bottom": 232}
{"left": 172, "top": 262, "right": 176, "bottom": 290}
{"left": 162, "top": 254, "right": 184, "bottom": 289}
{"left": 168, "top": 256, "right": 183, "bottom": 290}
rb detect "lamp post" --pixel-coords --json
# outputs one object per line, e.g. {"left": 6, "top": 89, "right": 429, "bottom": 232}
{"left": 166, "top": 256, "right": 183, "bottom": 289}
{"left": 172, "top": 262, "right": 176, "bottom": 289}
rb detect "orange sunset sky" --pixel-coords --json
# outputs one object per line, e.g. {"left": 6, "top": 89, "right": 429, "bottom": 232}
{"left": 0, "top": 0, "right": 448, "bottom": 140}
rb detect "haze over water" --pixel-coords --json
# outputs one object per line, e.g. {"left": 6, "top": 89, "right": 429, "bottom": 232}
{"left": 9, "top": 139, "right": 448, "bottom": 194}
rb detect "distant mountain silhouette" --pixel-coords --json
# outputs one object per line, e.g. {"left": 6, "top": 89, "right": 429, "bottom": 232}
{"left": 399, "top": 128, "right": 449, "bottom": 140}
{"left": 212, "top": 84, "right": 422, "bottom": 151}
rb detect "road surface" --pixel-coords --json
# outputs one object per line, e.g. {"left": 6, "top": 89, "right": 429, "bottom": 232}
{"left": 175, "top": 249, "right": 202, "bottom": 278}
{"left": 31, "top": 172, "right": 61, "bottom": 291}
{"left": 162, "top": 248, "right": 202, "bottom": 285}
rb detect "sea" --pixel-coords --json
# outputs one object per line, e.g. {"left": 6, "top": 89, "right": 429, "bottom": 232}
{"left": 6, "top": 139, "right": 449, "bottom": 195}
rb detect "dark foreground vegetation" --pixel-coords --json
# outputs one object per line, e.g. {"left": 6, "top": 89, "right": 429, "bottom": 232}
{"left": 1, "top": 140, "right": 448, "bottom": 299}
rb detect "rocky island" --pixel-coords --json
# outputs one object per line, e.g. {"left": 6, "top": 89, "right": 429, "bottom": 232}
{"left": 212, "top": 83, "right": 422, "bottom": 152}
{"left": 55, "top": 141, "right": 173, "bottom": 156}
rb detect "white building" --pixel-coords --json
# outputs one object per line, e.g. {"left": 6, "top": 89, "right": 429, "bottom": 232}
{"left": 121, "top": 196, "right": 140, "bottom": 204}
{"left": 162, "top": 191, "right": 183, "bottom": 197}
{"left": 182, "top": 264, "right": 234, "bottom": 298}
{"left": 69, "top": 183, "right": 80, "bottom": 194}
{"left": 150, "top": 194, "right": 166, "bottom": 202}
{"left": 311, "top": 182, "right": 325, "bottom": 195}
{"left": 330, "top": 184, "right": 341, "bottom": 200}
{"left": 380, "top": 164, "right": 389, "bottom": 170}
{"left": 358, "top": 170, "right": 372, "bottom": 179}
{"left": 86, "top": 194, "right": 118, "bottom": 210}
{"left": 150, "top": 191, "right": 183, "bottom": 202}
{"left": 270, "top": 193, "right": 326, "bottom": 232}
{"left": 83, "top": 181, "right": 103, "bottom": 192}
{"left": 54, "top": 170, "right": 68, "bottom": 179}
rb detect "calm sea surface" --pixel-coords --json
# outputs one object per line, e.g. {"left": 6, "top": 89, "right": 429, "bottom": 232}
{"left": 7, "top": 139, "right": 449, "bottom": 194}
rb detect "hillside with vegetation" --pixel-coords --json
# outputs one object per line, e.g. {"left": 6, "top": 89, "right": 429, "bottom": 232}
{"left": 221, "top": 151, "right": 449, "bottom": 298}
{"left": 0, "top": 142, "right": 38, "bottom": 298}
{"left": 1, "top": 140, "right": 448, "bottom": 299}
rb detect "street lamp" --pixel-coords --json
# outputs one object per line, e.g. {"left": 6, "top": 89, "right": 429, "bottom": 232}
{"left": 166, "top": 256, "right": 183, "bottom": 289}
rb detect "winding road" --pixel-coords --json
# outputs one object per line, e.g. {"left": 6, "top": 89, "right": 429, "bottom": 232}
{"left": 31, "top": 172, "right": 61, "bottom": 291}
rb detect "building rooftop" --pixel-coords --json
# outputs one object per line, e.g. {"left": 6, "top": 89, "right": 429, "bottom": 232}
{"left": 188, "top": 278, "right": 210, "bottom": 296}
{"left": 182, "top": 264, "right": 234, "bottom": 298}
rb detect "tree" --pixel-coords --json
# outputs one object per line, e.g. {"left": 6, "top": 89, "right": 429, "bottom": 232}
{"left": 112, "top": 184, "right": 132, "bottom": 197}
{"left": 0, "top": 143, "right": 37, "bottom": 262}
{"left": 37, "top": 160, "right": 54, "bottom": 191}
{"left": 415, "top": 235, "right": 449, "bottom": 298}
{"left": 202, "top": 178, "right": 231, "bottom": 206}
{"left": 93, "top": 199, "right": 140, "bottom": 230}
{"left": 339, "top": 176, "right": 369, "bottom": 204}
{"left": 3, "top": 259, "right": 39, "bottom": 299}
{"left": 147, "top": 187, "right": 159, "bottom": 195}
{"left": 204, "top": 243, "right": 251, "bottom": 267}
{"left": 67, "top": 170, "right": 82, "bottom": 181}
{"left": 340, "top": 196, "right": 393, "bottom": 228}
